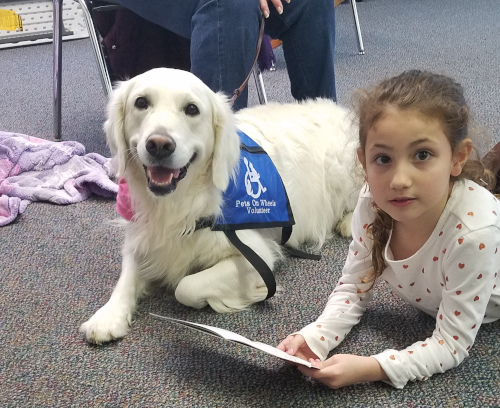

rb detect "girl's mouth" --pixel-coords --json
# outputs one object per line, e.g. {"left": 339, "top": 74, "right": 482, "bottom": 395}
{"left": 390, "top": 198, "right": 415, "bottom": 208}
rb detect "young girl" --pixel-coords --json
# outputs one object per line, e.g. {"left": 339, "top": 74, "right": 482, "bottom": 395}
{"left": 278, "top": 70, "right": 500, "bottom": 389}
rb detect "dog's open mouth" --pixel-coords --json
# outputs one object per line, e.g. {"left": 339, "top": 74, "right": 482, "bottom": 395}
{"left": 143, "top": 153, "right": 196, "bottom": 196}
{"left": 144, "top": 165, "right": 185, "bottom": 195}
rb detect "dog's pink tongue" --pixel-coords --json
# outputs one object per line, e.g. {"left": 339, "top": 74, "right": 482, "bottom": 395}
{"left": 148, "top": 166, "right": 180, "bottom": 184}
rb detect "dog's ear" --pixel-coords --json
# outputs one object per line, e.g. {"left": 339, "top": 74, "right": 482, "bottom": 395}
{"left": 211, "top": 92, "right": 240, "bottom": 190}
{"left": 104, "top": 80, "right": 130, "bottom": 176}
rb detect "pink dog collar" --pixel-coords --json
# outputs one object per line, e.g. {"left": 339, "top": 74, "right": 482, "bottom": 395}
{"left": 116, "top": 177, "right": 134, "bottom": 221}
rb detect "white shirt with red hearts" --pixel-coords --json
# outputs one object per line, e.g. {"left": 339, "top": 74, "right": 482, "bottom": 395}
{"left": 297, "top": 179, "right": 500, "bottom": 389}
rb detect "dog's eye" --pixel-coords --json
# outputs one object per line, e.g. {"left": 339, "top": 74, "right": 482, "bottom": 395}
{"left": 184, "top": 103, "right": 200, "bottom": 116}
{"left": 134, "top": 97, "right": 149, "bottom": 110}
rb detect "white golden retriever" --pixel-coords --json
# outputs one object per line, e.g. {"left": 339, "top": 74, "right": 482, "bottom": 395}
{"left": 80, "top": 68, "right": 362, "bottom": 344}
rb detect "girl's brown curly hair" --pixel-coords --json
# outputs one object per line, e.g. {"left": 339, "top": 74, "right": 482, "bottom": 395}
{"left": 353, "top": 70, "right": 496, "bottom": 290}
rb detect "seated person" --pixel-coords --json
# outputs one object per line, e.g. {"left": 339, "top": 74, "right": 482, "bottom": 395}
{"left": 114, "top": 0, "right": 337, "bottom": 110}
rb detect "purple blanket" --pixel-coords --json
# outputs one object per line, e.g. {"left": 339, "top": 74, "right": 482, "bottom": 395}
{"left": 0, "top": 131, "right": 118, "bottom": 226}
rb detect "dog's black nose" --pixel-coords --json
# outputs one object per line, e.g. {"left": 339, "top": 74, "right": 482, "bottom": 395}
{"left": 145, "top": 134, "right": 176, "bottom": 158}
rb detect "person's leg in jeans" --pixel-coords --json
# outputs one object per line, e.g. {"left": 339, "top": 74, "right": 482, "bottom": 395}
{"left": 113, "top": 0, "right": 262, "bottom": 111}
{"left": 265, "top": 0, "right": 336, "bottom": 101}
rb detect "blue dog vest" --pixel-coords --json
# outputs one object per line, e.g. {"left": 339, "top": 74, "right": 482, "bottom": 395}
{"left": 213, "top": 131, "right": 294, "bottom": 231}
{"left": 196, "top": 131, "right": 319, "bottom": 300}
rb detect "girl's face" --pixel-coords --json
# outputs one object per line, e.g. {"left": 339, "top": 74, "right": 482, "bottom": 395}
{"left": 358, "top": 107, "right": 469, "bottom": 231}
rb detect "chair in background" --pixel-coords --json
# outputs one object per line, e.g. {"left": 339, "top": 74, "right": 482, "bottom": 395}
{"left": 52, "top": 0, "right": 267, "bottom": 141}
{"left": 53, "top": 0, "right": 127, "bottom": 141}
{"left": 52, "top": 0, "right": 364, "bottom": 141}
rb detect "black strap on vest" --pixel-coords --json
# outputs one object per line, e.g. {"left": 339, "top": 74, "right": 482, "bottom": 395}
{"left": 280, "top": 225, "right": 321, "bottom": 260}
{"left": 224, "top": 230, "right": 277, "bottom": 300}
{"left": 284, "top": 246, "right": 321, "bottom": 261}
{"left": 195, "top": 221, "right": 320, "bottom": 299}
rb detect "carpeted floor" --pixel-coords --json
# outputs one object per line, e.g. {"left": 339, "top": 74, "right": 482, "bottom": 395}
{"left": 0, "top": 0, "right": 499, "bottom": 407}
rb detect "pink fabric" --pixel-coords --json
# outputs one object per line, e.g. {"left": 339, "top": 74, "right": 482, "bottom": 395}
{"left": 116, "top": 177, "right": 134, "bottom": 221}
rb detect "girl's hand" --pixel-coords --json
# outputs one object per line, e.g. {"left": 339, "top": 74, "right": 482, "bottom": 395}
{"left": 259, "top": 0, "right": 290, "bottom": 18}
{"left": 297, "top": 354, "right": 389, "bottom": 389}
{"left": 277, "top": 334, "right": 318, "bottom": 361}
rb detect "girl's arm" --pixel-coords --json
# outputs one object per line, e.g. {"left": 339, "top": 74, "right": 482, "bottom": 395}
{"left": 286, "top": 190, "right": 376, "bottom": 360}
{"left": 372, "top": 226, "right": 500, "bottom": 389}
{"left": 297, "top": 354, "right": 388, "bottom": 389}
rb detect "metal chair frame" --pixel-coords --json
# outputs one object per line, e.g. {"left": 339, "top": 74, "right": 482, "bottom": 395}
{"left": 349, "top": 0, "right": 365, "bottom": 55}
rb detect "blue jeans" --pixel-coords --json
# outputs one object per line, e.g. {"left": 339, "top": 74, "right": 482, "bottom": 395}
{"left": 115, "top": 0, "right": 336, "bottom": 110}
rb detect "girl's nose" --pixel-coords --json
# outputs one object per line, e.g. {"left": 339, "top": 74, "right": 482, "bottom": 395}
{"left": 390, "top": 163, "right": 412, "bottom": 190}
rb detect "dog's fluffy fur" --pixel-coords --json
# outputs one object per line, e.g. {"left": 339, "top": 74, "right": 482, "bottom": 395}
{"left": 80, "top": 68, "right": 363, "bottom": 344}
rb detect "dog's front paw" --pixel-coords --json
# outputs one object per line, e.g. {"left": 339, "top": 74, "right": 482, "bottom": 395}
{"left": 80, "top": 303, "right": 133, "bottom": 344}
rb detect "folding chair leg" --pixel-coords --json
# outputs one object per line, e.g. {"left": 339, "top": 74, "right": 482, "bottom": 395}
{"left": 350, "top": 0, "right": 365, "bottom": 55}
{"left": 53, "top": 0, "right": 63, "bottom": 141}
{"left": 252, "top": 66, "right": 268, "bottom": 105}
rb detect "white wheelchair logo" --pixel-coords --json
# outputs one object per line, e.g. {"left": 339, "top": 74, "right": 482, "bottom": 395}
{"left": 244, "top": 157, "right": 267, "bottom": 199}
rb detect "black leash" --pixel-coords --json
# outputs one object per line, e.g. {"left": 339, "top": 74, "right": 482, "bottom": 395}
{"left": 229, "top": 15, "right": 265, "bottom": 106}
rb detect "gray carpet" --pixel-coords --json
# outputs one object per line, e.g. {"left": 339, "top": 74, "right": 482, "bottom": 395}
{"left": 0, "top": 0, "right": 499, "bottom": 407}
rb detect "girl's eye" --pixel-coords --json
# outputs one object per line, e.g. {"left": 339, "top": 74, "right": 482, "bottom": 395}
{"left": 415, "top": 150, "right": 432, "bottom": 161}
{"left": 375, "top": 155, "right": 391, "bottom": 165}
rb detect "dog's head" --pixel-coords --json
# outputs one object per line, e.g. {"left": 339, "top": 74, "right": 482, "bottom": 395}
{"left": 104, "top": 68, "right": 240, "bottom": 196}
